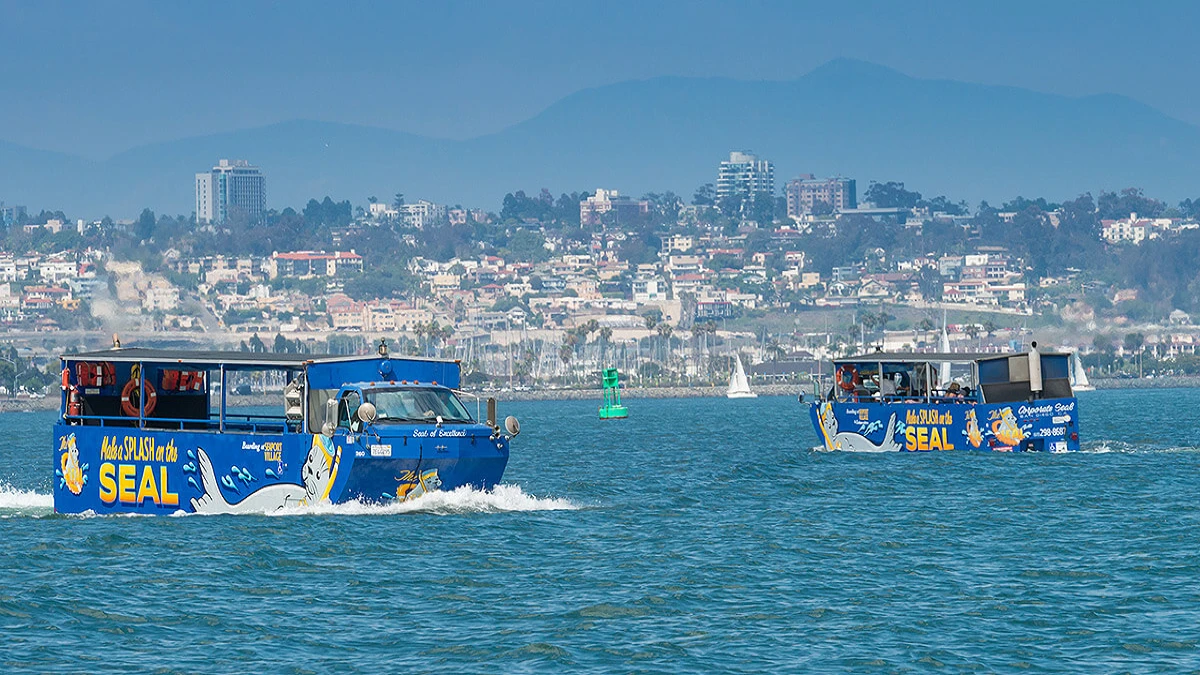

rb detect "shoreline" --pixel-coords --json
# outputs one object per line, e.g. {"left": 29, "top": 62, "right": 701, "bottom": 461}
{"left": 4, "top": 377, "right": 1199, "bottom": 413}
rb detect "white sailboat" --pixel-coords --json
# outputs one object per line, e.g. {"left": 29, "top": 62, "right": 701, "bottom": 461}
{"left": 938, "top": 317, "right": 952, "bottom": 388}
{"left": 727, "top": 354, "right": 757, "bottom": 399}
{"left": 1070, "top": 351, "right": 1095, "bottom": 392}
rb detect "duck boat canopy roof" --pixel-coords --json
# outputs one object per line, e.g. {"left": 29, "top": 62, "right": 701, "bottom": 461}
{"left": 830, "top": 349, "right": 1075, "bottom": 402}
{"left": 63, "top": 347, "right": 457, "bottom": 368}
{"left": 833, "top": 350, "right": 1071, "bottom": 365}
{"left": 61, "top": 347, "right": 462, "bottom": 390}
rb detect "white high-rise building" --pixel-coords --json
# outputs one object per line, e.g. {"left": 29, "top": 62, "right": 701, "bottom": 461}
{"left": 716, "top": 151, "right": 774, "bottom": 206}
{"left": 196, "top": 159, "right": 266, "bottom": 224}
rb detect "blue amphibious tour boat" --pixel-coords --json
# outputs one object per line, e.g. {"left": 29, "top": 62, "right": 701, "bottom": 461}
{"left": 52, "top": 343, "right": 520, "bottom": 515}
{"left": 810, "top": 344, "right": 1081, "bottom": 452}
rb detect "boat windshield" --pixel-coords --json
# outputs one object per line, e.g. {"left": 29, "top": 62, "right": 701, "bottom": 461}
{"left": 366, "top": 387, "right": 474, "bottom": 423}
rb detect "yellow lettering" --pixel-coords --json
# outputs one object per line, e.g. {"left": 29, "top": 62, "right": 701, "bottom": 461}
{"left": 118, "top": 464, "right": 136, "bottom": 503}
{"left": 929, "top": 427, "right": 943, "bottom": 451}
{"left": 99, "top": 463, "right": 116, "bottom": 503}
{"left": 941, "top": 427, "right": 955, "bottom": 451}
{"left": 906, "top": 410, "right": 918, "bottom": 425}
{"left": 137, "top": 465, "right": 158, "bottom": 504}
{"left": 160, "top": 466, "right": 178, "bottom": 506}
{"left": 905, "top": 427, "right": 917, "bottom": 451}
{"left": 917, "top": 427, "right": 929, "bottom": 451}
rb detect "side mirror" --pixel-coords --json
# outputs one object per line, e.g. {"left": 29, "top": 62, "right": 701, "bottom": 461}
{"left": 357, "top": 402, "right": 377, "bottom": 424}
{"left": 504, "top": 415, "right": 521, "bottom": 437}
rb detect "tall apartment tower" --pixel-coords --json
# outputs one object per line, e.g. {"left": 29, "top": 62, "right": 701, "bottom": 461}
{"left": 716, "top": 151, "right": 774, "bottom": 206}
{"left": 196, "top": 159, "right": 266, "bottom": 224}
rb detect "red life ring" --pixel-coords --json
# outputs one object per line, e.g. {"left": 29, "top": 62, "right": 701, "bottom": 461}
{"left": 120, "top": 379, "right": 157, "bottom": 416}
{"left": 836, "top": 365, "right": 860, "bottom": 391}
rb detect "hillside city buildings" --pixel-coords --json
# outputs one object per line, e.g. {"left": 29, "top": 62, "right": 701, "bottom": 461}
{"left": 195, "top": 159, "right": 267, "bottom": 225}
{"left": 5, "top": 148, "right": 1200, "bottom": 388}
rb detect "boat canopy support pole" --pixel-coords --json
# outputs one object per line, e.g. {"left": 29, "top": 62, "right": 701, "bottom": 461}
{"left": 219, "top": 364, "right": 226, "bottom": 432}
{"left": 138, "top": 360, "right": 145, "bottom": 428}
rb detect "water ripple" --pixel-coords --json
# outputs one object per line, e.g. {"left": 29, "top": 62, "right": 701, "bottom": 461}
{"left": 2, "top": 394, "right": 1200, "bottom": 672}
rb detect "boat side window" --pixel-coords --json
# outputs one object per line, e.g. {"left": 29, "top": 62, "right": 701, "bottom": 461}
{"left": 307, "top": 389, "right": 337, "bottom": 434}
{"left": 338, "top": 390, "right": 362, "bottom": 431}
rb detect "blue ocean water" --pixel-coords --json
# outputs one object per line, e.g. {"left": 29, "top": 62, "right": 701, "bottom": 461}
{"left": 2, "top": 389, "right": 1200, "bottom": 673}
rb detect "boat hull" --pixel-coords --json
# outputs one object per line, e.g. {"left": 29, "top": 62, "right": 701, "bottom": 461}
{"left": 726, "top": 392, "right": 758, "bottom": 399}
{"left": 51, "top": 422, "right": 509, "bottom": 515}
{"left": 809, "top": 397, "right": 1081, "bottom": 452}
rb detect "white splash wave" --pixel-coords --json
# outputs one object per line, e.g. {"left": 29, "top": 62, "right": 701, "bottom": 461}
{"left": 164, "top": 483, "right": 579, "bottom": 517}
{"left": 271, "top": 483, "right": 579, "bottom": 517}
{"left": 1081, "top": 441, "right": 1200, "bottom": 454}
{"left": 0, "top": 483, "right": 54, "bottom": 511}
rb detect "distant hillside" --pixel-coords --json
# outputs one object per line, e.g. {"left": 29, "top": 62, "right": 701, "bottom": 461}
{"left": 5, "top": 59, "right": 1200, "bottom": 218}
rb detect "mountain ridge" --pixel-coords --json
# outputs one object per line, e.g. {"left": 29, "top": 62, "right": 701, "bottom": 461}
{"left": 3, "top": 59, "right": 1200, "bottom": 217}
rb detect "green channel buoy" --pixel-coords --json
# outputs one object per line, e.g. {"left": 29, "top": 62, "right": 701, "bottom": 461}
{"left": 598, "top": 367, "right": 628, "bottom": 419}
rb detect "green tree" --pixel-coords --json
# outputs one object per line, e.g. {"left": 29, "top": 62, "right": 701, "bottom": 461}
{"left": 864, "top": 181, "right": 922, "bottom": 209}
{"left": 1123, "top": 332, "right": 1145, "bottom": 354}
{"left": 135, "top": 208, "right": 156, "bottom": 241}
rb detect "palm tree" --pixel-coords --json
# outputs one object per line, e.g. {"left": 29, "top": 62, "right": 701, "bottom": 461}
{"left": 558, "top": 343, "right": 573, "bottom": 380}
{"left": 413, "top": 323, "right": 428, "bottom": 356}
{"left": 598, "top": 326, "right": 613, "bottom": 367}
{"left": 656, "top": 323, "right": 674, "bottom": 375}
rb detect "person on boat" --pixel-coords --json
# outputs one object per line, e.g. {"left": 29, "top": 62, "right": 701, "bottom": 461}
{"left": 879, "top": 374, "right": 897, "bottom": 399}
{"left": 946, "top": 382, "right": 963, "bottom": 399}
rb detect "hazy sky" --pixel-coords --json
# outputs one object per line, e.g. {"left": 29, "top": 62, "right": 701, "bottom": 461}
{"left": 3, "top": 0, "right": 1198, "bottom": 158}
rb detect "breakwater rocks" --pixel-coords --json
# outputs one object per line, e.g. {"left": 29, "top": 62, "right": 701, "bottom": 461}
{"left": 495, "top": 383, "right": 805, "bottom": 402}
{"left": 0, "top": 397, "right": 57, "bottom": 413}
{"left": 1091, "top": 375, "right": 1200, "bottom": 390}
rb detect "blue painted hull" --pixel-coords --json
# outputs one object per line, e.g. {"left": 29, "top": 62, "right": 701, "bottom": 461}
{"left": 52, "top": 422, "right": 509, "bottom": 515}
{"left": 809, "top": 398, "right": 1081, "bottom": 452}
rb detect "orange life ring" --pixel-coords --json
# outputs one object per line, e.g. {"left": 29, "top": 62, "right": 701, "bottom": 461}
{"left": 120, "top": 379, "right": 157, "bottom": 417}
{"left": 836, "top": 365, "right": 860, "bottom": 391}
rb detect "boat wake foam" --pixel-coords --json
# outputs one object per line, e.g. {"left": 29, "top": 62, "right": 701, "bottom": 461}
{"left": 2, "top": 483, "right": 577, "bottom": 518}
{"left": 170, "top": 483, "right": 580, "bottom": 518}
{"left": 0, "top": 483, "right": 54, "bottom": 512}
{"left": 1081, "top": 441, "right": 1200, "bottom": 454}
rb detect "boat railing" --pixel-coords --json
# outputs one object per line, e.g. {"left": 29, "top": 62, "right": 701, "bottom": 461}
{"left": 836, "top": 393, "right": 982, "bottom": 405}
{"left": 452, "top": 389, "right": 483, "bottom": 423}
{"left": 62, "top": 412, "right": 290, "bottom": 434}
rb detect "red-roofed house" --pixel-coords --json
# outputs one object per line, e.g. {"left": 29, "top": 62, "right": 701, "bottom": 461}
{"left": 270, "top": 251, "right": 364, "bottom": 278}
